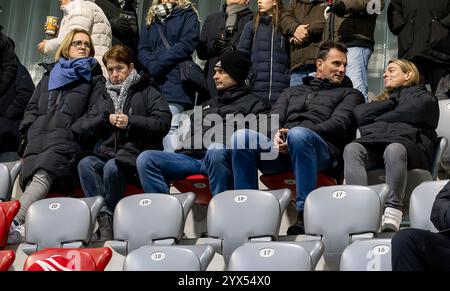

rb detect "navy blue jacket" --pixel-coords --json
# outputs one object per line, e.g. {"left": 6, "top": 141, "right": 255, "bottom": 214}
{"left": 238, "top": 15, "right": 290, "bottom": 104}
{"left": 138, "top": 5, "right": 200, "bottom": 108}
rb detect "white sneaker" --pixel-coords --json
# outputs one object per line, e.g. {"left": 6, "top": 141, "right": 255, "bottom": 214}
{"left": 7, "top": 221, "right": 25, "bottom": 244}
{"left": 381, "top": 207, "right": 403, "bottom": 232}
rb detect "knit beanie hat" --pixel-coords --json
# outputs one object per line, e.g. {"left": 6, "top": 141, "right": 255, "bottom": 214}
{"left": 215, "top": 50, "right": 251, "bottom": 84}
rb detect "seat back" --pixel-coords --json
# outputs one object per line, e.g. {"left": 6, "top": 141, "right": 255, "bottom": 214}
{"left": 437, "top": 100, "right": 450, "bottom": 171}
{"left": 79, "top": 197, "right": 105, "bottom": 241}
{"left": 0, "top": 164, "right": 11, "bottom": 201}
{"left": 25, "top": 198, "right": 92, "bottom": 250}
{"left": 123, "top": 245, "right": 214, "bottom": 271}
{"left": 304, "top": 185, "right": 384, "bottom": 270}
{"left": 207, "top": 189, "right": 290, "bottom": 264}
{"left": 0, "top": 250, "right": 15, "bottom": 271}
{"left": 340, "top": 239, "right": 392, "bottom": 271}
{"left": 172, "top": 175, "right": 212, "bottom": 205}
{"left": 23, "top": 248, "right": 112, "bottom": 271}
{"left": 0, "top": 200, "right": 20, "bottom": 248}
{"left": 113, "top": 193, "right": 195, "bottom": 253}
{"left": 228, "top": 242, "right": 314, "bottom": 271}
{"left": 409, "top": 180, "right": 449, "bottom": 232}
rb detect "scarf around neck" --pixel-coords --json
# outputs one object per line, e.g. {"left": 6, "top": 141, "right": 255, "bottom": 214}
{"left": 154, "top": 2, "right": 176, "bottom": 22}
{"left": 225, "top": 4, "right": 248, "bottom": 32}
{"left": 105, "top": 68, "right": 140, "bottom": 113}
{"left": 48, "top": 57, "right": 97, "bottom": 91}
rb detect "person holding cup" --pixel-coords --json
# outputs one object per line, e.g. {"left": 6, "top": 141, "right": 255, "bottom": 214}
{"left": 37, "top": 0, "right": 112, "bottom": 76}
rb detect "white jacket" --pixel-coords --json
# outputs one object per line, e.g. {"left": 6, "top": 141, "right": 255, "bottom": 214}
{"left": 45, "top": 0, "right": 112, "bottom": 76}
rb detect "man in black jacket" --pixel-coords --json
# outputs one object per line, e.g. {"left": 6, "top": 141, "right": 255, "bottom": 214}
{"left": 0, "top": 25, "right": 18, "bottom": 100}
{"left": 136, "top": 50, "right": 270, "bottom": 196}
{"left": 95, "top": 0, "right": 139, "bottom": 60}
{"left": 231, "top": 42, "right": 365, "bottom": 235}
{"left": 392, "top": 181, "right": 450, "bottom": 271}
{"left": 197, "top": 0, "right": 253, "bottom": 99}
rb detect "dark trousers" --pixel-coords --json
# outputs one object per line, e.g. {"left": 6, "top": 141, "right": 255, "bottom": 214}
{"left": 414, "top": 57, "right": 450, "bottom": 93}
{"left": 392, "top": 228, "right": 450, "bottom": 271}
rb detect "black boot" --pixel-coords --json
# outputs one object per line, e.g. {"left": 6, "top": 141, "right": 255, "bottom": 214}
{"left": 96, "top": 212, "right": 114, "bottom": 241}
{"left": 287, "top": 211, "right": 305, "bottom": 235}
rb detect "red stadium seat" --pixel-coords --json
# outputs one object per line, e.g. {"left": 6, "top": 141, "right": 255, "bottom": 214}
{"left": 23, "top": 247, "right": 112, "bottom": 271}
{"left": 0, "top": 250, "right": 15, "bottom": 271}
{"left": 172, "top": 174, "right": 212, "bottom": 205}
{"left": 0, "top": 201, "right": 20, "bottom": 248}
{"left": 260, "top": 172, "right": 337, "bottom": 201}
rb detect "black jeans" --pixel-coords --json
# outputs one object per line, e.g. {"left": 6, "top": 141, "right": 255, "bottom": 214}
{"left": 392, "top": 228, "right": 450, "bottom": 271}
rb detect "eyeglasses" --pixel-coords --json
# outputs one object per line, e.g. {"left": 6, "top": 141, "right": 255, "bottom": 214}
{"left": 70, "top": 40, "right": 91, "bottom": 50}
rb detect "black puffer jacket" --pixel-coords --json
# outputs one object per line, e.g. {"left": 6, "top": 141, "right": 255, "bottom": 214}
{"left": 353, "top": 85, "right": 439, "bottom": 170}
{"left": 431, "top": 180, "right": 450, "bottom": 231}
{"left": 388, "top": 0, "right": 450, "bottom": 64}
{"left": 73, "top": 73, "right": 172, "bottom": 168}
{"left": 19, "top": 62, "right": 104, "bottom": 190}
{"left": 177, "top": 85, "right": 271, "bottom": 159}
{"left": 0, "top": 61, "right": 34, "bottom": 152}
{"left": 196, "top": 5, "right": 253, "bottom": 98}
{"left": 0, "top": 28, "right": 18, "bottom": 98}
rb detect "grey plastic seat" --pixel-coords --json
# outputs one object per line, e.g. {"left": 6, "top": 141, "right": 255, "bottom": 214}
{"left": 22, "top": 197, "right": 93, "bottom": 254}
{"left": 0, "top": 164, "right": 11, "bottom": 201}
{"left": 304, "top": 184, "right": 389, "bottom": 270}
{"left": 204, "top": 189, "right": 291, "bottom": 265}
{"left": 79, "top": 196, "right": 105, "bottom": 241}
{"left": 437, "top": 100, "right": 450, "bottom": 175}
{"left": 228, "top": 241, "right": 322, "bottom": 271}
{"left": 340, "top": 238, "right": 392, "bottom": 271}
{"left": 123, "top": 244, "right": 214, "bottom": 271}
{"left": 409, "top": 180, "right": 449, "bottom": 232}
{"left": 367, "top": 137, "right": 448, "bottom": 202}
{"left": 109, "top": 192, "right": 195, "bottom": 256}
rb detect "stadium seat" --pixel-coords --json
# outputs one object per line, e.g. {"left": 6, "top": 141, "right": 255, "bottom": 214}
{"left": 340, "top": 238, "right": 392, "bottom": 271}
{"left": 123, "top": 245, "right": 214, "bottom": 271}
{"left": 228, "top": 241, "right": 323, "bottom": 271}
{"left": 204, "top": 189, "right": 291, "bottom": 265}
{"left": 109, "top": 192, "right": 195, "bottom": 256}
{"left": 21, "top": 198, "right": 93, "bottom": 254}
{"left": 367, "top": 137, "right": 447, "bottom": 202}
{"left": 0, "top": 200, "right": 20, "bottom": 248}
{"left": 172, "top": 174, "right": 212, "bottom": 205}
{"left": 303, "top": 184, "right": 389, "bottom": 270}
{"left": 0, "top": 160, "right": 23, "bottom": 201}
{"left": 260, "top": 172, "right": 337, "bottom": 200}
{"left": 0, "top": 250, "right": 15, "bottom": 271}
{"left": 23, "top": 248, "right": 112, "bottom": 271}
{"left": 409, "top": 180, "right": 449, "bottom": 232}
{"left": 437, "top": 100, "right": 450, "bottom": 176}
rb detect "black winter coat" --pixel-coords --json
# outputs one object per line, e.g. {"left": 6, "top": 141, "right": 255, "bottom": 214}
{"left": 431, "top": 180, "right": 450, "bottom": 231}
{"left": 0, "top": 61, "right": 34, "bottom": 152}
{"left": 353, "top": 85, "right": 439, "bottom": 170}
{"left": 95, "top": 0, "right": 139, "bottom": 59}
{"left": 388, "top": 0, "right": 450, "bottom": 64}
{"left": 238, "top": 14, "right": 290, "bottom": 104}
{"left": 271, "top": 76, "right": 365, "bottom": 162}
{"left": 177, "top": 85, "right": 271, "bottom": 159}
{"left": 197, "top": 5, "right": 253, "bottom": 99}
{"left": 73, "top": 73, "right": 172, "bottom": 169}
{"left": 0, "top": 30, "right": 18, "bottom": 98}
{"left": 19, "top": 62, "right": 104, "bottom": 190}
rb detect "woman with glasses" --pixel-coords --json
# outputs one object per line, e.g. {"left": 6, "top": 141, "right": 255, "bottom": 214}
{"left": 138, "top": 0, "right": 200, "bottom": 152}
{"left": 8, "top": 29, "right": 105, "bottom": 243}
{"left": 37, "top": 0, "right": 112, "bottom": 76}
{"left": 76, "top": 45, "right": 171, "bottom": 241}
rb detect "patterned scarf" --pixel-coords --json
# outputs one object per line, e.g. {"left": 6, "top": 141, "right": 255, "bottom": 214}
{"left": 154, "top": 2, "right": 176, "bottom": 22}
{"left": 105, "top": 69, "right": 140, "bottom": 113}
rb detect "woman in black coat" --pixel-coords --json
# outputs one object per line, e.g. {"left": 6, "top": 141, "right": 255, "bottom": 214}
{"left": 343, "top": 59, "right": 439, "bottom": 232}
{"left": 76, "top": 45, "right": 171, "bottom": 241}
{"left": 8, "top": 29, "right": 104, "bottom": 243}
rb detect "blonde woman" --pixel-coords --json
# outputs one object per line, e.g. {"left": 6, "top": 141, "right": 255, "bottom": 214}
{"left": 138, "top": 0, "right": 200, "bottom": 151}
{"left": 343, "top": 59, "right": 439, "bottom": 232}
{"left": 9, "top": 29, "right": 104, "bottom": 243}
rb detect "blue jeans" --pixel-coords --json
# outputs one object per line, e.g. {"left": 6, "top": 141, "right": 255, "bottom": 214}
{"left": 163, "top": 103, "right": 184, "bottom": 152}
{"left": 231, "top": 127, "right": 333, "bottom": 211}
{"left": 78, "top": 156, "right": 127, "bottom": 213}
{"left": 346, "top": 47, "right": 372, "bottom": 102}
{"left": 290, "top": 65, "right": 316, "bottom": 87}
{"left": 136, "top": 144, "right": 233, "bottom": 195}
